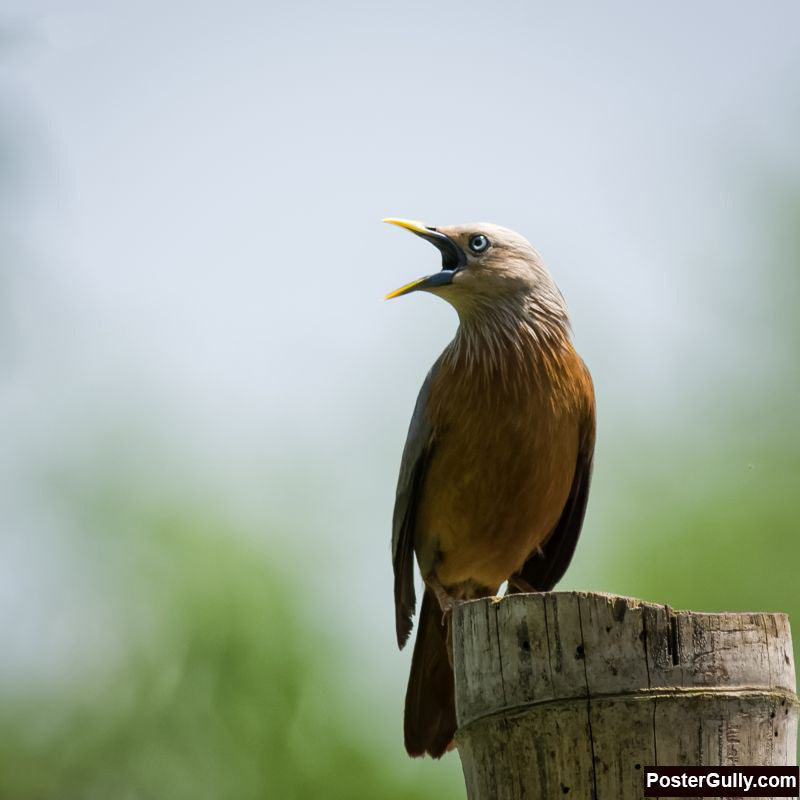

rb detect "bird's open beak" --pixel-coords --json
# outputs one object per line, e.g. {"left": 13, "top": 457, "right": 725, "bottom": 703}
{"left": 383, "top": 218, "right": 466, "bottom": 300}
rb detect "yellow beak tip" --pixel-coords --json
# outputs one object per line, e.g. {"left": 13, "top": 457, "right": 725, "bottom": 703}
{"left": 382, "top": 217, "right": 430, "bottom": 234}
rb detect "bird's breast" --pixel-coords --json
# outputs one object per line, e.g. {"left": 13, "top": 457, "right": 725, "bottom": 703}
{"left": 416, "top": 343, "right": 588, "bottom": 592}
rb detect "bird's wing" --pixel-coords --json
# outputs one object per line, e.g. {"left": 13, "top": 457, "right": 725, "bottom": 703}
{"left": 512, "top": 387, "right": 596, "bottom": 593}
{"left": 392, "top": 368, "right": 436, "bottom": 650}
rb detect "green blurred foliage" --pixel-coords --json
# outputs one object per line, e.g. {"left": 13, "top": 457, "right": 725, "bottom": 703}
{"left": 0, "top": 486, "right": 461, "bottom": 799}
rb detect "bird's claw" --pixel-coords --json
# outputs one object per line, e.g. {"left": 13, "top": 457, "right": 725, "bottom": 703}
{"left": 439, "top": 597, "right": 463, "bottom": 626}
{"left": 426, "top": 576, "right": 460, "bottom": 621}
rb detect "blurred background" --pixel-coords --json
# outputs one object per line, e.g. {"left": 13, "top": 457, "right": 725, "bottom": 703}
{"left": 1, "top": 1, "right": 799, "bottom": 797}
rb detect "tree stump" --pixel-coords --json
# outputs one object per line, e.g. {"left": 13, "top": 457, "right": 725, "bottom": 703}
{"left": 452, "top": 592, "right": 798, "bottom": 800}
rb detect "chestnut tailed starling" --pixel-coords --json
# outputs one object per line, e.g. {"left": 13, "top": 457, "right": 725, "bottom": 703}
{"left": 385, "top": 219, "right": 595, "bottom": 758}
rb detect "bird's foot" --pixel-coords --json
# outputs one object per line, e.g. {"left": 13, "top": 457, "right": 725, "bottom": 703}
{"left": 425, "top": 576, "right": 461, "bottom": 625}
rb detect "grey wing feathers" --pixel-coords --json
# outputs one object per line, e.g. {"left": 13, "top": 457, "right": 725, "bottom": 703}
{"left": 392, "top": 369, "right": 435, "bottom": 650}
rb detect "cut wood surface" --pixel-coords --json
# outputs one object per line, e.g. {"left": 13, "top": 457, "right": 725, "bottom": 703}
{"left": 453, "top": 592, "right": 798, "bottom": 800}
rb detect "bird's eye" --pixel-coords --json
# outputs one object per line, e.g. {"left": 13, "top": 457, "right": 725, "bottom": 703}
{"left": 468, "top": 234, "right": 490, "bottom": 253}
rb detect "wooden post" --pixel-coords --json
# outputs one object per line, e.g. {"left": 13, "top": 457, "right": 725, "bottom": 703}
{"left": 452, "top": 592, "right": 798, "bottom": 800}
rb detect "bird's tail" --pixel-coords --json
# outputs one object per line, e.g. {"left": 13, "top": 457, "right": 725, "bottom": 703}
{"left": 404, "top": 588, "right": 455, "bottom": 758}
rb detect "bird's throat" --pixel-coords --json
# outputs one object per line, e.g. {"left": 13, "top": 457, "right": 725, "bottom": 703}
{"left": 445, "top": 304, "right": 569, "bottom": 392}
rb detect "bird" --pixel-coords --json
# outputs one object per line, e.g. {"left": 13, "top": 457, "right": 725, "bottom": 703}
{"left": 385, "top": 218, "right": 595, "bottom": 759}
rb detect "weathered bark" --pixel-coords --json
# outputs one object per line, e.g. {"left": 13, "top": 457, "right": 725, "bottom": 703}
{"left": 453, "top": 592, "right": 798, "bottom": 800}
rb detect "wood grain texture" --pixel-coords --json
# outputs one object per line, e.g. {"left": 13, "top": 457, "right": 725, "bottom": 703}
{"left": 453, "top": 592, "right": 798, "bottom": 800}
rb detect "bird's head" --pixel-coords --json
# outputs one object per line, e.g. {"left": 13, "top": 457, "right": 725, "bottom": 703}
{"left": 383, "top": 219, "right": 567, "bottom": 325}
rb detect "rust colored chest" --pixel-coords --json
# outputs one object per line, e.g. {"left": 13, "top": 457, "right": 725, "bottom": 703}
{"left": 416, "top": 342, "right": 591, "bottom": 593}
